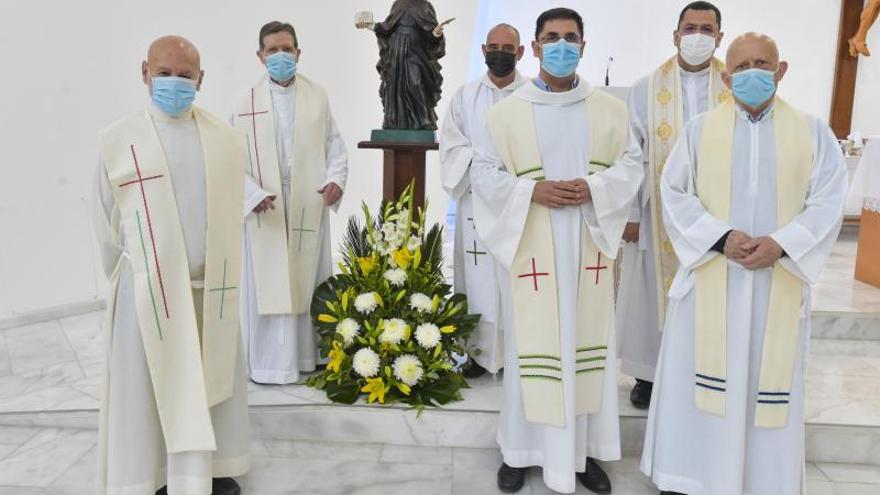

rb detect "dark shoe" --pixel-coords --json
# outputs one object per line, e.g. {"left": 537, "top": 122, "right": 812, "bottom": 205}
{"left": 660, "top": 492, "right": 687, "bottom": 495}
{"left": 497, "top": 463, "right": 526, "bottom": 493}
{"left": 577, "top": 457, "right": 611, "bottom": 494}
{"left": 462, "top": 359, "right": 487, "bottom": 379}
{"left": 213, "top": 477, "right": 241, "bottom": 495}
{"left": 155, "top": 488, "right": 167, "bottom": 495}
{"left": 630, "top": 379, "right": 653, "bottom": 410}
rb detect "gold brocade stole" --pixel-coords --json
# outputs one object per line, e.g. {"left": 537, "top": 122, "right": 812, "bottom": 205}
{"left": 486, "top": 90, "right": 628, "bottom": 427}
{"left": 648, "top": 57, "right": 729, "bottom": 325}
{"left": 234, "top": 74, "right": 328, "bottom": 315}
{"left": 99, "top": 107, "right": 245, "bottom": 452}
{"left": 694, "top": 98, "right": 813, "bottom": 428}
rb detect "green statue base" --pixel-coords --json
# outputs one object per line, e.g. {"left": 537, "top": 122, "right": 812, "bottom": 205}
{"left": 370, "top": 129, "right": 437, "bottom": 144}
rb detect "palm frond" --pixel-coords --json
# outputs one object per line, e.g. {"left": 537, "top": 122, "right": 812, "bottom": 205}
{"left": 339, "top": 216, "right": 370, "bottom": 266}
{"left": 422, "top": 224, "right": 445, "bottom": 274}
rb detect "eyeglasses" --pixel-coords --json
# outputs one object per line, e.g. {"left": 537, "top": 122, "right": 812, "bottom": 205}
{"left": 539, "top": 33, "right": 582, "bottom": 44}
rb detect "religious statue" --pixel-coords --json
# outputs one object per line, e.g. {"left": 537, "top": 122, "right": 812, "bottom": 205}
{"left": 849, "top": 0, "right": 880, "bottom": 57}
{"left": 356, "top": 0, "right": 453, "bottom": 132}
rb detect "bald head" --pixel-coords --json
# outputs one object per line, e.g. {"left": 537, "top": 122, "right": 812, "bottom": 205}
{"left": 142, "top": 35, "right": 204, "bottom": 91}
{"left": 487, "top": 23, "right": 521, "bottom": 46}
{"left": 725, "top": 32, "right": 779, "bottom": 72}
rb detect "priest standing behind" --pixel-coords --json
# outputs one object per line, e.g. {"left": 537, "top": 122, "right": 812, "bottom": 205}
{"left": 641, "top": 33, "right": 848, "bottom": 495}
{"left": 234, "top": 21, "right": 349, "bottom": 384}
{"left": 94, "top": 36, "right": 250, "bottom": 495}
{"left": 439, "top": 23, "right": 526, "bottom": 378}
{"left": 471, "top": 8, "right": 643, "bottom": 494}
{"left": 618, "top": 1, "right": 729, "bottom": 410}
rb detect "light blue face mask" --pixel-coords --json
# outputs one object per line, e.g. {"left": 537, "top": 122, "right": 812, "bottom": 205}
{"left": 266, "top": 52, "right": 297, "bottom": 82}
{"left": 151, "top": 76, "right": 197, "bottom": 116}
{"left": 540, "top": 40, "right": 581, "bottom": 78}
{"left": 731, "top": 68, "right": 778, "bottom": 109}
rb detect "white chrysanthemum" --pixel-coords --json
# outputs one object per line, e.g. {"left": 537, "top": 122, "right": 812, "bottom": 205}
{"left": 380, "top": 318, "right": 408, "bottom": 345}
{"left": 335, "top": 318, "right": 361, "bottom": 346}
{"left": 406, "top": 235, "right": 422, "bottom": 252}
{"left": 393, "top": 354, "right": 424, "bottom": 386}
{"left": 383, "top": 268, "right": 407, "bottom": 287}
{"left": 415, "top": 323, "right": 441, "bottom": 349}
{"left": 409, "top": 293, "right": 433, "bottom": 313}
{"left": 354, "top": 292, "right": 378, "bottom": 314}
{"left": 381, "top": 222, "right": 397, "bottom": 240}
{"left": 352, "top": 348, "right": 381, "bottom": 378}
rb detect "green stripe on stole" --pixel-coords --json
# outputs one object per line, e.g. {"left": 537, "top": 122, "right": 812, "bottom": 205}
{"left": 486, "top": 89, "right": 628, "bottom": 428}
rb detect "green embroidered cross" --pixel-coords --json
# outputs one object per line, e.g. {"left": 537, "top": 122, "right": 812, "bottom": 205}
{"left": 209, "top": 258, "right": 237, "bottom": 320}
{"left": 291, "top": 208, "right": 316, "bottom": 252}
{"left": 465, "top": 239, "right": 487, "bottom": 266}
{"left": 136, "top": 210, "right": 163, "bottom": 341}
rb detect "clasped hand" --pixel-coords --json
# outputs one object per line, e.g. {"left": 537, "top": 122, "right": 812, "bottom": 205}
{"left": 531, "top": 179, "right": 591, "bottom": 208}
{"left": 723, "top": 230, "right": 784, "bottom": 270}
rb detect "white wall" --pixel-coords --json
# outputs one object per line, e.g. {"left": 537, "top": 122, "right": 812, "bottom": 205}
{"left": 1, "top": 0, "right": 877, "bottom": 318}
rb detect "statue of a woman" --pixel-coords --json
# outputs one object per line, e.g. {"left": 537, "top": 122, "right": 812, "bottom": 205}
{"left": 357, "top": 0, "right": 450, "bottom": 131}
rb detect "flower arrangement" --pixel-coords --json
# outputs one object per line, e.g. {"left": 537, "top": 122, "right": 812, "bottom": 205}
{"left": 308, "top": 185, "right": 480, "bottom": 409}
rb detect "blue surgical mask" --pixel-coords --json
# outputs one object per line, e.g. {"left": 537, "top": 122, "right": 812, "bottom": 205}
{"left": 540, "top": 40, "right": 581, "bottom": 78}
{"left": 266, "top": 52, "right": 297, "bottom": 82}
{"left": 151, "top": 76, "right": 197, "bottom": 116}
{"left": 731, "top": 68, "right": 778, "bottom": 109}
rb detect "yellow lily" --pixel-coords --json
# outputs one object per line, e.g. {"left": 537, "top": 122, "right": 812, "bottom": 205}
{"left": 440, "top": 325, "right": 456, "bottom": 334}
{"left": 392, "top": 247, "right": 412, "bottom": 270}
{"left": 361, "top": 377, "right": 386, "bottom": 404}
{"left": 327, "top": 342, "right": 345, "bottom": 373}
{"left": 357, "top": 254, "right": 378, "bottom": 275}
{"left": 318, "top": 314, "right": 338, "bottom": 323}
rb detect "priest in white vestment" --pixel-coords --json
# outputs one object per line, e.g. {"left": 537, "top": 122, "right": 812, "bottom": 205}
{"left": 94, "top": 36, "right": 250, "bottom": 495}
{"left": 234, "top": 21, "right": 348, "bottom": 384}
{"left": 619, "top": 1, "right": 728, "bottom": 409}
{"left": 470, "top": 8, "right": 643, "bottom": 494}
{"left": 439, "top": 23, "right": 526, "bottom": 377}
{"left": 641, "top": 34, "right": 848, "bottom": 495}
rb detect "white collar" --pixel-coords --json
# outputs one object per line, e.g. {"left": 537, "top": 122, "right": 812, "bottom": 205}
{"left": 513, "top": 76, "right": 594, "bottom": 105}
{"left": 148, "top": 102, "right": 194, "bottom": 122}
{"left": 481, "top": 70, "right": 526, "bottom": 92}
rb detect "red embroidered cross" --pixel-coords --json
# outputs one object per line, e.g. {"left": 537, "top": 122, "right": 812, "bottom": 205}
{"left": 120, "top": 144, "right": 170, "bottom": 319}
{"left": 584, "top": 253, "right": 608, "bottom": 285}
{"left": 517, "top": 258, "right": 550, "bottom": 292}
{"left": 237, "top": 88, "right": 270, "bottom": 187}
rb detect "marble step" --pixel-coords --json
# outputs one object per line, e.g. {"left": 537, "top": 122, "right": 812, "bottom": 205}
{"left": 812, "top": 311, "right": 880, "bottom": 341}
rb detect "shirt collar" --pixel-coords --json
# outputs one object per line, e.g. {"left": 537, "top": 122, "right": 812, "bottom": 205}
{"left": 533, "top": 74, "right": 580, "bottom": 92}
{"left": 269, "top": 75, "right": 297, "bottom": 93}
{"left": 148, "top": 101, "right": 194, "bottom": 122}
{"left": 735, "top": 102, "right": 775, "bottom": 123}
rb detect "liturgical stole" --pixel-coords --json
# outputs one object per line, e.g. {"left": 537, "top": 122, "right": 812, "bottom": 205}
{"left": 694, "top": 98, "right": 812, "bottom": 428}
{"left": 234, "top": 74, "right": 328, "bottom": 315}
{"left": 486, "top": 89, "right": 628, "bottom": 428}
{"left": 648, "top": 57, "right": 729, "bottom": 325}
{"left": 99, "top": 107, "right": 246, "bottom": 452}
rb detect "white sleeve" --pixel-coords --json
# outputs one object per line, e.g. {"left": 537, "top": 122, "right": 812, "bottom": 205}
{"left": 581, "top": 125, "right": 645, "bottom": 258}
{"left": 660, "top": 118, "right": 732, "bottom": 270}
{"left": 439, "top": 89, "right": 473, "bottom": 200}
{"left": 93, "top": 158, "right": 123, "bottom": 278}
{"left": 627, "top": 76, "right": 651, "bottom": 223}
{"left": 321, "top": 110, "right": 349, "bottom": 212}
{"left": 772, "top": 119, "right": 848, "bottom": 284}
{"left": 469, "top": 138, "right": 535, "bottom": 270}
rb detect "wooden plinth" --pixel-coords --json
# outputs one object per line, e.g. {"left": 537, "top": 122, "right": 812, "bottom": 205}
{"left": 358, "top": 140, "right": 439, "bottom": 209}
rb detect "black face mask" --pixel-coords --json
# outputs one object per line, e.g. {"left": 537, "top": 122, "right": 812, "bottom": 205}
{"left": 485, "top": 50, "right": 517, "bottom": 78}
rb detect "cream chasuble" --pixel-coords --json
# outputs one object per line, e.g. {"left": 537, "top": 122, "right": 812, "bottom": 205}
{"left": 234, "top": 74, "right": 328, "bottom": 316}
{"left": 694, "top": 98, "right": 812, "bottom": 427}
{"left": 99, "top": 107, "right": 246, "bottom": 453}
{"left": 647, "top": 57, "right": 729, "bottom": 323}
{"left": 486, "top": 85, "right": 628, "bottom": 428}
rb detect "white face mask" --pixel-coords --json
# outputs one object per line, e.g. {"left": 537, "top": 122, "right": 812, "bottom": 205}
{"left": 679, "top": 33, "right": 717, "bottom": 66}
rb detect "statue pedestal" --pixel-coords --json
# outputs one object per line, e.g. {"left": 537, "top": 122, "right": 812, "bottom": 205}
{"left": 358, "top": 138, "right": 439, "bottom": 209}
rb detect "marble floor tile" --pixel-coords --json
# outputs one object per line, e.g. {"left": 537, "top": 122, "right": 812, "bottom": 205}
{"left": 58, "top": 313, "right": 105, "bottom": 379}
{"left": 807, "top": 462, "right": 831, "bottom": 481}
{"left": 4, "top": 321, "right": 77, "bottom": 376}
{"left": 0, "top": 487, "right": 46, "bottom": 495}
{"left": 0, "top": 333, "right": 11, "bottom": 379}
{"left": 264, "top": 438, "right": 383, "bottom": 463}
{"left": 816, "top": 462, "right": 880, "bottom": 484}
{"left": 451, "top": 448, "right": 515, "bottom": 495}
{"left": 380, "top": 444, "right": 453, "bottom": 465}
{"left": 0, "top": 428, "right": 95, "bottom": 487}
{"left": 0, "top": 425, "right": 41, "bottom": 445}
{"left": 44, "top": 445, "right": 96, "bottom": 495}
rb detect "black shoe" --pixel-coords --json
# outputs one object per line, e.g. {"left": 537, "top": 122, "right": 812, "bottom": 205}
{"left": 630, "top": 379, "right": 653, "bottom": 410}
{"left": 497, "top": 463, "right": 526, "bottom": 493}
{"left": 660, "top": 492, "right": 687, "bottom": 495}
{"left": 462, "top": 360, "right": 487, "bottom": 379}
{"left": 577, "top": 457, "right": 611, "bottom": 494}
{"left": 155, "top": 488, "right": 167, "bottom": 495}
{"left": 213, "top": 477, "right": 241, "bottom": 495}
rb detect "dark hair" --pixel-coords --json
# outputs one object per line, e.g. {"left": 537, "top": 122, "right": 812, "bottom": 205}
{"left": 535, "top": 8, "right": 584, "bottom": 40}
{"left": 677, "top": 1, "right": 722, "bottom": 29}
{"left": 259, "top": 21, "right": 298, "bottom": 51}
